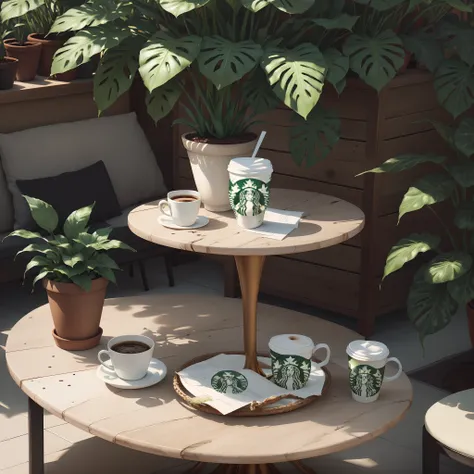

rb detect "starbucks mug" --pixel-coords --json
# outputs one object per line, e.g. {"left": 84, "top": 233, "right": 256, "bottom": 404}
{"left": 269, "top": 334, "right": 331, "bottom": 390}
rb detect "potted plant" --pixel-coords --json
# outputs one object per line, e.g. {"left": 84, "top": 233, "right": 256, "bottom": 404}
{"left": 0, "top": 28, "right": 18, "bottom": 89}
{"left": 362, "top": 117, "right": 474, "bottom": 346}
{"left": 5, "top": 196, "right": 135, "bottom": 351}
{"left": 3, "top": 23, "right": 41, "bottom": 81}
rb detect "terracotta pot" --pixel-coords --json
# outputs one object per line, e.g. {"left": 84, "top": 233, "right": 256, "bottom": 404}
{"left": 3, "top": 39, "right": 41, "bottom": 81}
{"left": 467, "top": 302, "right": 474, "bottom": 347}
{"left": 44, "top": 277, "right": 108, "bottom": 350}
{"left": 27, "top": 33, "right": 77, "bottom": 81}
{"left": 0, "top": 57, "right": 18, "bottom": 90}
{"left": 182, "top": 133, "right": 258, "bottom": 212}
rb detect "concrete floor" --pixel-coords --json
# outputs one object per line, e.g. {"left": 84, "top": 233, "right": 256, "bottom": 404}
{"left": 0, "top": 258, "right": 472, "bottom": 473}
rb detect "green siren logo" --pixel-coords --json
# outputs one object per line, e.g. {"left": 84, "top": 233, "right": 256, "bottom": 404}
{"left": 271, "top": 353, "right": 311, "bottom": 390}
{"left": 211, "top": 370, "right": 248, "bottom": 394}
{"left": 229, "top": 179, "right": 270, "bottom": 217}
{"left": 349, "top": 364, "right": 384, "bottom": 398}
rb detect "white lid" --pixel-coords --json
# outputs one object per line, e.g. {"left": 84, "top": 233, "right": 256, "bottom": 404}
{"left": 269, "top": 334, "right": 313, "bottom": 352}
{"left": 346, "top": 340, "right": 389, "bottom": 362}
{"left": 228, "top": 157, "right": 273, "bottom": 176}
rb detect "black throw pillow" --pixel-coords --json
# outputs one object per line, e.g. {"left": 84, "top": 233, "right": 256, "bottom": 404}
{"left": 17, "top": 161, "right": 122, "bottom": 229}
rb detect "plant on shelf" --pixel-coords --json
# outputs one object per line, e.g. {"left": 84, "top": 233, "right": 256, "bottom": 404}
{"left": 0, "top": 24, "right": 18, "bottom": 89}
{"left": 363, "top": 117, "right": 474, "bottom": 345}
{"left": 4, "top": 196, "right": 135, "bottom": 351}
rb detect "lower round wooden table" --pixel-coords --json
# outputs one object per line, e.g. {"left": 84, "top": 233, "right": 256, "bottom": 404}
{"left": 6, "top": 294, "right": 412, "bottom": 474}
{"left": 128, "top": 189, "right": 365, "bottom": 376}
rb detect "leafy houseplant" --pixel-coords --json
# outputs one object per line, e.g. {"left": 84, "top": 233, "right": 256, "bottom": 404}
{"left": 0, "top": 27, "right": 18, "bottom": 89}
{"left": 5, "top": 196, "right": 135, "bottom": 351}
{"left": 363, "top": 117, "right": 474, "bottom": 346}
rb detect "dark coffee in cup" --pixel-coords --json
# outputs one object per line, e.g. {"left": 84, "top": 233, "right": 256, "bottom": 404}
{"left": 111, "top": 341, "right": 150, "bottom": 354}
{"left": 171, "top": 195, "right": 198, "bottom": 203}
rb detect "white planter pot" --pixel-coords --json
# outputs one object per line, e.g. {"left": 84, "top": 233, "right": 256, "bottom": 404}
{"left": 182, "top": 133, "right": 257, "bottom": 212}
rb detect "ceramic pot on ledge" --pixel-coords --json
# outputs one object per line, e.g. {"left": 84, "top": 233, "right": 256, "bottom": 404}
{"left": 3, "top": 39, "right": 41, "bottom": 81}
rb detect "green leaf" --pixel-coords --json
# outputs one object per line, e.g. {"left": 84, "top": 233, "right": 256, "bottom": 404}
{"left": 428, "top": 120, "right": 456, "bottom": 148}
{"left": 92, "top": 227, "right": 113, "bottom": 242}
{"left": 62, "top": 253, "right": 85, "bottom": 268}
{"left": 90, "top": 239, "right": 135, "bottom": 252}
{"left": 434, "top": 59, "right": 474, "bottom": 118}
{"left": 92, "top": 253, "right": 120, "bottom": 270}
{"left": 438, "top": 18, "right": 474, "bottom": 67}
{"left": 33, "top": 270, "right": 50, "bottom": 287}
{"left": 354, "top": 0, "right": 405, "bottom": 10}
{"left": 240, "top": 0, "right": 269, "bottom": 11}
{"left": 447, "top": 269, "right": 474, "bottom": 304}
{"left": 448, "top": 162, "right": 474, "bottom": 188}
{"left": 24, "top": 256, "right": 51, "bottom": 277}
{"left": 159, "top": 0, "right": 211, "bottom": 17}
{"left": 63, "top": 204, "right": 95, "bottom": 240}
{"left": 94, "top": 37, "right": 142, "bottom": 113}
{"left": 242, "top": 68, "right": 280, "bottom": 114}
{"left": 289, "top": 105, "right": 340, "bottom": 166}
{"left": 454, "top": 118, "right": 474, "bottom": 157}
{"left": 322, "top": 48, "right": 349, "bottom": 93}
{"left": 198, "top": 36, "right": 262, "bottom": 90}
{"left": 312, "top": 14, "right": 359, "bottom": 31}
{"left": 24, "top": 196, "right": 58, "bottom": 233}
{"left": 343, "top": 30, "right": 404, "bottom": 92}
{"left": 51, "top": 25, "right": 132, "bottom": 75}
{"left": 401, "top": 32, "right": 444, "bottom": 73}
{"left": 145, "top": 79, "right": 182, "bottom": 123}
{"left": 359, "top": 154, "right": 446, "bottom": 175}
{"left": 269, "top": 0, "right": 314, "bottom": 13}
{"left": 262, "top": 43, "right": 326, "bottom": 119}
{"left": 139, "top": 32, "right": 201, "bottom": 92}
{"left": 74, "top": 232, "right": 97, "bottom": 246}
{"left": 70, "top": 274, "right": 92, "bottom": 291}
{"left": 95, "top": 266, "right": 117, "bottom": 283}
{"left": 55, "top": 263, "right": 87, "bottom": 278}
{"left": 446, "top": 0, "right": 473, "bottom": 11}
{"left": 399, "top": 173, "right": 455, "bottom": 221}
{"left": 4, "top": 230, "right": 45, "bottom": 241}
{"left": 16, "top": 243, "right": 58, "bottom": 262}
{"left": 1, "top": 0, "right": 44, "bottom": 21}
{"left": 50, "top": 0, "right": 131, "bottom": 33}
{"left": 454, "top": 201, "right": 474, "bottom": 230}
{"left": 383, "top": 233, "right": 440, "bottom": 280}
{"left": 408, "top": 268, "right": 458, "bottom": 344}
{"left": 425, "top": 252, "right": 472, "bottom": 284}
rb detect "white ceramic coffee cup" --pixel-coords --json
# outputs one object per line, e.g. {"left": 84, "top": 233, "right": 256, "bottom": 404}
{"left": 346, "top": 340, "right": 403, "bottom": 403}
{"left": 228, "top": 157, "right": 273, "bottom": 229}
{"left": 159, "top": 190, "right": 201, "bottom": 227}
{"left": 98, "top": 335, "right": 154, "bottom": 381}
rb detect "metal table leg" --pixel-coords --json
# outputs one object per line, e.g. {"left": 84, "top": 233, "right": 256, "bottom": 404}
{"left": 28, "top": 397, "right": 44, "bottom": 474}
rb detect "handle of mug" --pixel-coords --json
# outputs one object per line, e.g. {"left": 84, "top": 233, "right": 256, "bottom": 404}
{"left": 384, "top": 357, "right": 403, "bottom": 382}
{"left": 159, "top": 200, "right": 172, "bottom": 217}
{"left": 312, "top": 343, "right": 331, "bottom": 369}
{"left": 98, "top": 350, "right": 114, "bottom": 371}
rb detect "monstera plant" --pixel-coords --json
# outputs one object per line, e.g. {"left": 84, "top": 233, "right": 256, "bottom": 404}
{"left": 363, "top": 117, "right": 474, "bottom": 345}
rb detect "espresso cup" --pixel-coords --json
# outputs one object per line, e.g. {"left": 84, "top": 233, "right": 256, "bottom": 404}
{"left": 269, "top": 334, "right": 331, "bottom": 390}
{"left": 98, "top": 335, "right": 154, "bottom": 381}
{"left": 346, "top": 340, "right": 403, "bottom": 403}
{"left": 159, "top": 190, "right": 201, "bottom": 227}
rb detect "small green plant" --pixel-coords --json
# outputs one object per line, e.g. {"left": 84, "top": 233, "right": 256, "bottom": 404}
{"left": 4, "top": 196, "right": 135, "bottom": 291}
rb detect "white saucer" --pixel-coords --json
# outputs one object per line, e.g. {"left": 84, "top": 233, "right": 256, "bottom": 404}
{"left": 158, "top": 215, "right": 209, "bottom": 230}
{"left": 97, "top": 358, "right": 167, "bottom": 390}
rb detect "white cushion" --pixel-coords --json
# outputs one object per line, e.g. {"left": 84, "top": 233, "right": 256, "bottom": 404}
{"left": 0, "top": 164, "right": 13, "bottom": 233}
{"left": 0, "top": 113, "right": 166, "bottom": 228}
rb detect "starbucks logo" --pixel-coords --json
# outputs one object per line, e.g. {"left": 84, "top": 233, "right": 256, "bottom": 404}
{"left": 271, "top": 352, "right": 311, "bottom": 390}
{"left": 211, "top": 370, "right": 248, "bottom": 394}
{"left": 229, "top": 179, "right": 270, "bottom": 217}
{"left": 349, "top": 364, "right": 384, "bottom": 397}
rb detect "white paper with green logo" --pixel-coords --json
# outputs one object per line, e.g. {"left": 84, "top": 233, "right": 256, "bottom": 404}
{"left": 177, "top": 354, "right": 326, "bottom": 415}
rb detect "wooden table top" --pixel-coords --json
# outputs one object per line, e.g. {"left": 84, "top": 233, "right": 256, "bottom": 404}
{"left": 6, "top": 293, "right": 411, "bottom": 464}
{"left": 128, "top": 189, "right": 365, "bottom": 256}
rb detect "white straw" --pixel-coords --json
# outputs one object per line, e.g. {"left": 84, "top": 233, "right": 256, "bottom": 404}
{"left": 251, "top": 131, "right": 267, "bottom": 158}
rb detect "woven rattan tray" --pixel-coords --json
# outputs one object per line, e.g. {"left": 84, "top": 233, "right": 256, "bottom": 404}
{"left": 173, "top": 351, "right": 331, "bottom": 417}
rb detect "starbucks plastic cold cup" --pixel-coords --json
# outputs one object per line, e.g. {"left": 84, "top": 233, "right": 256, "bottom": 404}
{"left": 228, "top": 157, "right": 273, "bottom": 229}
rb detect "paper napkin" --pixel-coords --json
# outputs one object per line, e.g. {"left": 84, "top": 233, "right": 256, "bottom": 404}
{"left": 247, "top": 208, "right": 305, "bottom": 241}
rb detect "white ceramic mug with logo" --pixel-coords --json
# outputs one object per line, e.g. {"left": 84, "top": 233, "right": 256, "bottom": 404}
{"left": 97, "top": 335, "right": 154, "bottom": 381}
{"left": 346, "top": 340, "right": 403, "bottom": 403}
{"left": 158, "top": 190, "right": 201, "bottom": 227}
{"left": 269, "top": 334, "right": 331, "bottom": 390}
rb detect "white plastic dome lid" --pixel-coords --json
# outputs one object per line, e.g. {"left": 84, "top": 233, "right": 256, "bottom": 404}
{"left": 228, "top": 157, "right": 273, "bottom": 177}
{"left": 346, "top": 340, "right": 390, "bottom": 362}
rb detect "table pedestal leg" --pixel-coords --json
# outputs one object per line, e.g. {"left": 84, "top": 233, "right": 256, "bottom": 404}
{"left": 234, "top": 255, "right": 266, "bottom": 376}
{"left": 184, "top": 461, "right": 317, "bottom": 473}
{"left": 28, "top": 398, "right": 44, "bottom": 474}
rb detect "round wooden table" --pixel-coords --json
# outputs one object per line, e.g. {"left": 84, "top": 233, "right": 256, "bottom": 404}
{"left": 6, "top": 294, "right": 412, "bottom": 474}
{"left": 128, "top": 189, "right": 365, "bottom": 375}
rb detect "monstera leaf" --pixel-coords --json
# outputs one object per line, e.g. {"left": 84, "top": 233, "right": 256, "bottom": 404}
{"left": 424, "top": 252, "right": 472, "bottom": 284}
{"left": 0, "top": 0, "right": 44, "bottom": 21}
{"left": 408, "top": 268, "right": 458, "bottom": 344}
{"left": 50, "top": 0, "right": 131, "bottom": 33}
{"left": 198, "top": 37, "right": 262, "bottom": 89}
{"left": 448, "top": 269, "right": 474, "bottom": 304}
{"left": 353, "top": 0, "right": 405, "bottom": 10}
{"left": 383, "top": 233, "right": 440, "bottom": 280}
{"left": 454, "top": 201, "right": 474, "bottom": 230}
{"left": 360, "top": 154, "right": 446, "bottom": 175}
{"left": 312, "top": 14, "right": 359, "bottom": 30}
{"left": 139, "top": 32, "right": 201, "bottom": 92}
{"left": 262, "top": 43, "right": 326, "bottom": 119}
{"left": 240, "top": 0, "right": 268, "bottom": 11}
{"left": 448, "top": 162, "right": 474, "bottom": 188}
{"left": 51, "top": 25, "right": 131, "bottom": 74}
{"left": 434, "top": 59, "right": 474, "bottom": 118}
{"left": 242, "top": 68, "right": 280, "bottom": 114}
{"left": 146, "top": 79, "right": 182, "bottom": 123}
{"left": 438, "top": 18, "right": 474, "bottom": 67}
{"left": 94, "top": 37, "right": 143, "bottom": 113}
{"left": 454, "top": 118, "right": 474, "bottom": 157}
{"left": 160, "top": 0, "right": 211, "bottom": 16}
{"left": 401, "top": 32, "right": 444, "bottom": 73}
{"left": 322, "top": 48, "right": 349, "bottom": 94}
{"left": 289, "top": 105, "right": 340, "bottom": 166}
{"left": 398, "top": 173, "right": 456, "bottom": 220}
{"left": 343, "top": 30, "right": 404, "bottom": 92}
